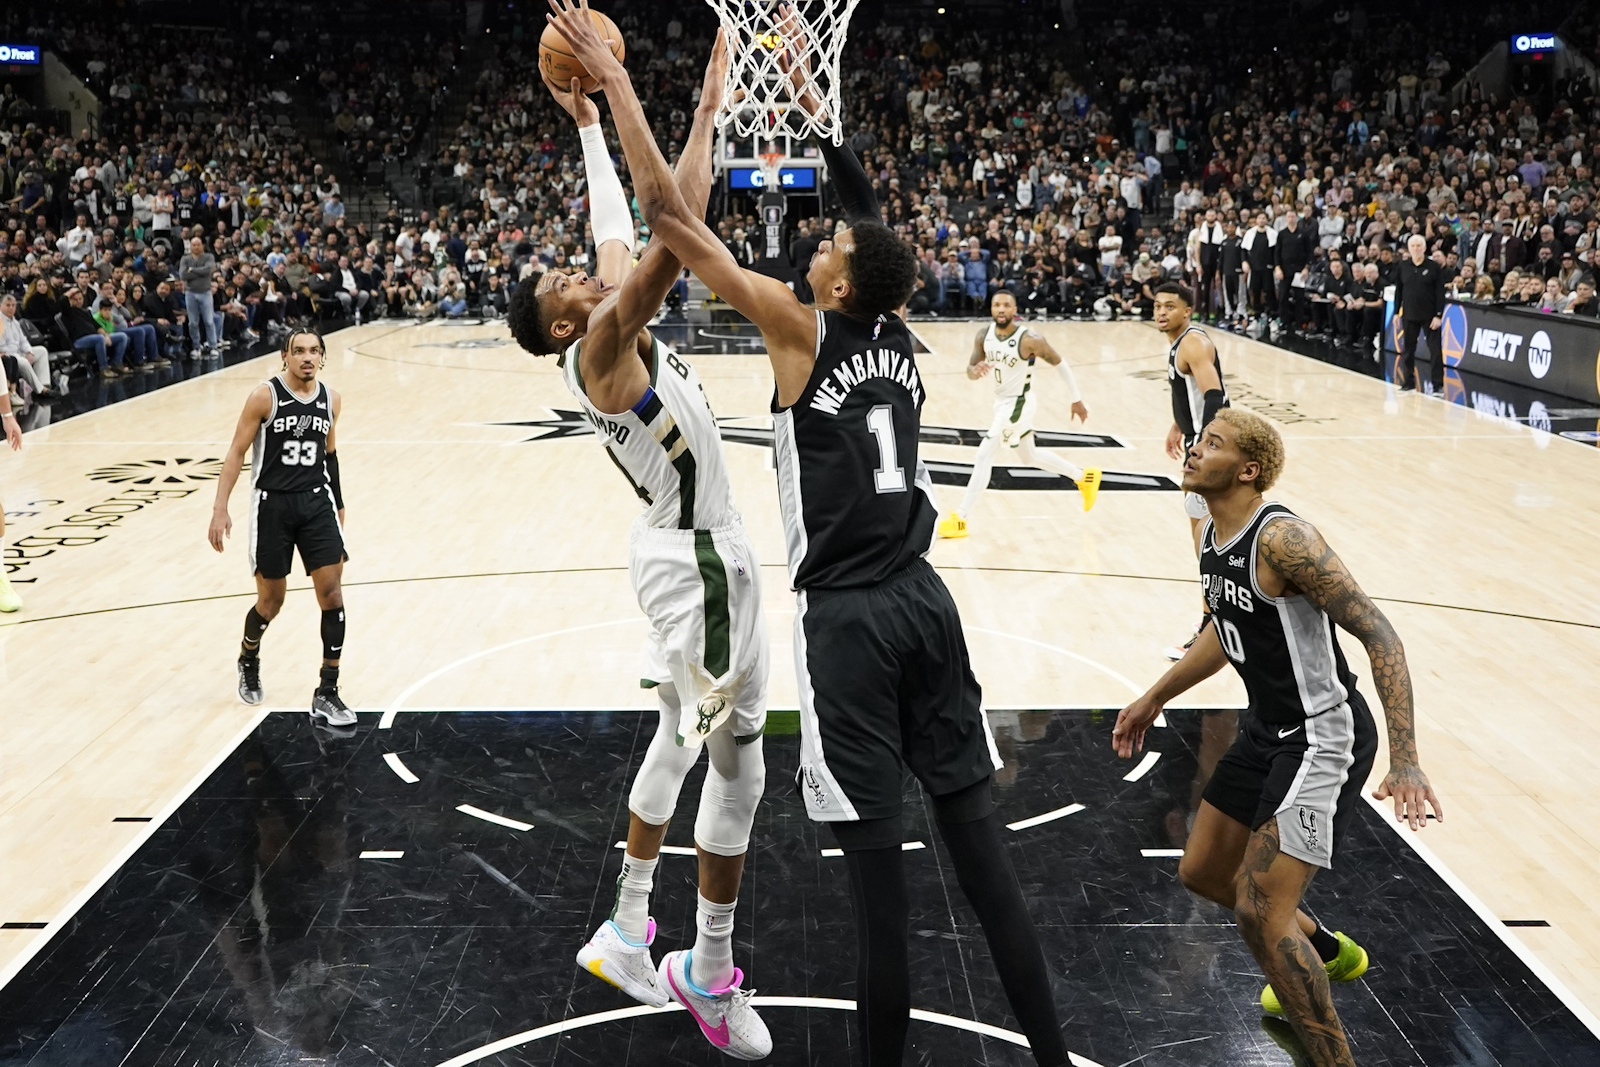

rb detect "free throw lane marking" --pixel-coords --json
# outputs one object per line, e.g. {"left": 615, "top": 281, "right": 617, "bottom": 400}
{"left": 456, "top": 804, "right": 534, "bottom": 832}
{"left": 1141, "top": 848, "right": 1185, "bottom": 858}
{"left": 820, "top": 842, "right": 927, "bottom": 858}
{"left": 1007, "top": 804, "right": 1087, "bottom": 831}
{"left": 383, "top": 752, "right": 420, "bottom": 783}
{"left": 1122, "top": 750, "right": 1161, "bottom": 781}
{"left": 613, "top": 841, "right": 697, "bottom": 857}
{"left": 359, "top": 851, "right": 405, "bottom": 860}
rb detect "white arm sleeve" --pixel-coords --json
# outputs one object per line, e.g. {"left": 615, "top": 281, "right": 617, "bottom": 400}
{"left": 1052, "top": 359, "right": 1082, "bottom": 404}
{"left": 580, "top": 123, "right": 635, "bottom": 253}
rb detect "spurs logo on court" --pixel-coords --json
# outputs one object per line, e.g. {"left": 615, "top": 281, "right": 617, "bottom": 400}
{"left": 87, "top": 457, "right": 226, "bottom": 484}
{"left": 1298, "top": 806, "right": 1320, "bottom": 850}
{"left": 493, "top": 412, "right": 1182, "bottom": 493}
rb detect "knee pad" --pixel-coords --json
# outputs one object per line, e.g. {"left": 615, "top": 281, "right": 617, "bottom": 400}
{"left": 628, "top": 688, "right": 700, "bottom": 825}
{"left": 693, "top": 734, "right": 766, "bottom": 857}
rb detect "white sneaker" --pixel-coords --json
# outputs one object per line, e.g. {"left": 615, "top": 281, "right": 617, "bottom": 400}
{"left": 576, "top": 919, "right": 668, "bottom": 1007}
{"left": 659, "top": 949, "right": 771, "bottom": 1061}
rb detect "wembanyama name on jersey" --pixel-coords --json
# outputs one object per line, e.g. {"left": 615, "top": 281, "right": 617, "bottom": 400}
{"left": 806, "top": 345, "right": 925, "bottom": 415}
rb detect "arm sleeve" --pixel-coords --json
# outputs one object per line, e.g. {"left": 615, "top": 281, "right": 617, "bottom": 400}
{"left": 1202, "top": 388, "right": 1228, "bottom": 427}
{"left": 580, "top": 123, "right": 635, "bottom": 252}
{"left": 1051, "top": 359, "right": 1082, "bottom": 404}
{"left": 325, "top": 451, "right": 344, "bottom": 509}
{"left": 817, "top": 138, "right": 881, "bottom": 223}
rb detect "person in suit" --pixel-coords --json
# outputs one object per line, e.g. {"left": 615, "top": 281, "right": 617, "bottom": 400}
{"left": 1393, "top": 234, "right": 1446, "bottom": 392}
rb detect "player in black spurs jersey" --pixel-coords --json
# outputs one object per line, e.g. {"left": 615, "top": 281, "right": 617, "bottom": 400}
{"left": 1155, "top": 282, "right": 1229, "bottom": 662}
{"left": 549, "top": 4, "right": 1071, "bottom": 1063}
{"left": 1113, "top": 408, "right": 1443, "bottom": 1067}
{"left": 209, "top": 330, "right": 352, "bottom": 729}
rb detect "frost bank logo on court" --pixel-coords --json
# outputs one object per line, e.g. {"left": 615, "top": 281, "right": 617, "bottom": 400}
{"left": 87, "top": 458, "right": 225, "bottom": 484}
{"left": 1526, "top": 330, "right": 1553, "bottom": 380}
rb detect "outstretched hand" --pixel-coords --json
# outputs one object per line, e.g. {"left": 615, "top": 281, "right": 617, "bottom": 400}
{"left": 774, "top": 2, "right": 823, "bottom": 118}
{"left": 545, "top": 74, "right": 600, "bottom": 126}
{"left": 697, "top": 29, "right": 730, "bottom": 116}
{"left": 545, "top": 0, "right": 624, "bottom": 89}
{"left": 1372, "top": 762, "right": 1443, "bottom": 831}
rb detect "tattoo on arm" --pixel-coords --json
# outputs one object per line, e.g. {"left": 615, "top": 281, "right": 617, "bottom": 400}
{"left": 970, "top": 327, "right": 987, "bottom": 366}
{"left": 1259, "top": 516, "right": 1418, "bottom": 766}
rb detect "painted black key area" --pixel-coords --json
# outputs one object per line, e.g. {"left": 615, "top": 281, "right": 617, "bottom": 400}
{"left": 0, "top": 709, "right": 1593, "bottom": 1066}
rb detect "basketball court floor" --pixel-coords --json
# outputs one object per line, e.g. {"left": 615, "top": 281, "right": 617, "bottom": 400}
{"left": 0, "top": 317, "right": 1596, "bottom": 1065}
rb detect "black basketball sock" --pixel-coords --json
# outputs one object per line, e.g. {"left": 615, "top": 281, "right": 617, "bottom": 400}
{"left": 319, "top": 664, "right": 339, "bottom": 691}
{"left": 240, "top": 606, "right": 270, "bottom": 658}
{"left": 842, "top": 846, "right": 910, "bottom": 1067}
{"left": 936, "top": 810, "right": 1069, "bottom": 1067}
{"left": 1308, "top": 923, "right": 1341, "bottom": 964}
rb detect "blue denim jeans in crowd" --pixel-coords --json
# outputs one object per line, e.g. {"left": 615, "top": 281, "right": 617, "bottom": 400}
{"left": 116, "top": 323, "right": 160, "bottom": 364}
{"left": 184, "top": 290, "right": 219, "bottom": 350}
{"left": 73, "top": 331, "right": 129, "bottom": 370}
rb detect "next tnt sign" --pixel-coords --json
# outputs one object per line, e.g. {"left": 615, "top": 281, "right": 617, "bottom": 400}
{"left": 0, "top": 43, "right": 42, "bottom": 64}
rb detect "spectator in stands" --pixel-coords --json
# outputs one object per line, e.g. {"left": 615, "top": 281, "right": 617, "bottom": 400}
{"left": 0, "top": 294, "right": 58, "bottom": 400}
{"left": 1565, "top": 278, "right": 1599, "bottom": 318}
{"left": 178, "top": 237, "right": 220, "bottom": 358}
{"left": 61, "top": 287, "right": 128, "bottom": 379}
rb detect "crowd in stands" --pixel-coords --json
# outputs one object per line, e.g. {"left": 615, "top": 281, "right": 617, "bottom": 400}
{"left": 4, "top": 0, "right": 1600, "bottom": 413}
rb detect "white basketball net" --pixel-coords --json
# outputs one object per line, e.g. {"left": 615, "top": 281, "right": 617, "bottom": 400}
{"left": 703, "top": 0, "right": 861, "bottom": 144}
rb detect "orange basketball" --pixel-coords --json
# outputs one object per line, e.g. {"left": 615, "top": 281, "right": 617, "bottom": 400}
{"left": 539, "top": 10, "right": 625, "bottom": 95}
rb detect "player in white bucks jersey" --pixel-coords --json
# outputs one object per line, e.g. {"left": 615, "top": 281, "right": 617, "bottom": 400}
{"left": 1155, "top": 282, "right": 1230, "bottom": 661}
{"left": 937, "top": 289, "right": 1101, "bottom": 539}
{"left": 554, "top": 9, "right": 1073, "bottom": 1062}
{"left": 209, "top": 330, "right": 352, "bottom": 727}
{"left": 506, "top": 47, "right": 773, "bottom": 1059}
{"left": 1114, "top": 409, "right": 1441, "bottom": 1065}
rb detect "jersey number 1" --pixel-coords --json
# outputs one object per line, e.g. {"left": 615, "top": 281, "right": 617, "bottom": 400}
{"left": 867, "top": 405, "right": 906, "bottom": 494}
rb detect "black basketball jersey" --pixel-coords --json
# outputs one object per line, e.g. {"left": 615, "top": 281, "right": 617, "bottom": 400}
{"left": 1200, "top": 502, "right": 1362, "bottom": 726}
{"left": 252, "top": 377, "right": 334, "bottom": 493}
{"left": 772, "top": 309, "right": 937, "bottom": 590}
{"left": 1168, "top": 324, "right": 1226, "bottom": 446}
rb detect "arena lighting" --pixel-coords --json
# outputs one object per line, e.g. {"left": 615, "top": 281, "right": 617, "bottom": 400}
{"left": 1511, "top": 32, "right": 1559, "bottom": 54}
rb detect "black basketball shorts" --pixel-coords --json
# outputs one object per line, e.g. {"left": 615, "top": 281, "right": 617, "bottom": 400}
{"left": 248, "top": 486, "right": 347, "bottom": 580}
{"left": 1202, "top": 695, "right": 1378, "bottom": 869}
{"left": 792, "top": 558, "right": 997, "bottom": 823}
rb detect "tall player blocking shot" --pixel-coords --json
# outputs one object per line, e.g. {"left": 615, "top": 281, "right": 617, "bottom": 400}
{"left": 548, "top": 3, "right": 1072, "bottom": 1063}
{"left": 507, "top": 40, "right": 775, "bottom": 1061}
{"left": 1113, "top": 408, "right": 1442, "bottom": 1067}
{"left": 209, "top": 329, "right": 352, "bottom": 728}
{"left": 937, "top": 289, "right": 1100, "bottom": 540}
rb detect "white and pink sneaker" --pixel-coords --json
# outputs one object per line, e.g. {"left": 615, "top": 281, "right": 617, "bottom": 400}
{"left": 576, "top": 919, "right": 669, "bottom": 1007}
{"left": 658, "top": 949, "right": 771, "bottom": 1060}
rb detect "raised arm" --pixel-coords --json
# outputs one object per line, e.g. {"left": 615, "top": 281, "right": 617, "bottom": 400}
{"left": 1022, "top": 331, "right": 1088, "bottom": 422}
{"left": 548, "top": 0, "right": 817, "bottom": 398}
{"left": 209, "top": 384, "right": 272, "bottom": 552}
{"left": 1257, "top": 515, "right": 1442, "bottom": 830}
{"left": 547, "top": 76, "right": 634, "bottom": 287}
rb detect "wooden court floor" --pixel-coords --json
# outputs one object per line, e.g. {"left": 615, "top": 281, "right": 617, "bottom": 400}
{"left": 1, "top": 317, "right": 1597, "bottom": 1023}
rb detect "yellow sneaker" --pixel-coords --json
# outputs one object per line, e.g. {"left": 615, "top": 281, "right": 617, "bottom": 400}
{"left": 0, "top": 575, "right": 21, "bottom": 613}
{"left": 1261, "top": 931, "right": 1369, "bottom": 1014}
{"left": 936, "top": 512, "right": 968, "bottom": 539}
{"left": 1078, "top": 467, "right": 1102, "bottom": 512}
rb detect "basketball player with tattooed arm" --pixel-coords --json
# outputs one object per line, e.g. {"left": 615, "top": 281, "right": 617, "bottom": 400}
{"left": 1112, "top": 408, "right": 1443, "bottom": 1067}
{"left": 209, "top": 329, "right": 352, "bottom": 728}
{"left": 507, "top": 40, "right": 775, "bottom": 1059}
{"left": 548, "top": 3, "right": 1072, "bottom": 1063}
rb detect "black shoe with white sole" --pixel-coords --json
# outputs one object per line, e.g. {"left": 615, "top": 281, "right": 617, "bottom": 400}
{"left": 237, "top": 655, "right": 263, "bottom": 705}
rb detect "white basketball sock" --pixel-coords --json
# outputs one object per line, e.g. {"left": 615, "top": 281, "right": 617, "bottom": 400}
{"left": 612, "top": 854, "right": 657, "bottom": 943}
{"left": 691, "top": 893, "right": 737, "bottom": 990}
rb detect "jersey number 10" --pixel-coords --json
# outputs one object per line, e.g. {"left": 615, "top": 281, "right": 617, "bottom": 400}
{"left": 867, "top": 405, "right": 906, "bottom": 494}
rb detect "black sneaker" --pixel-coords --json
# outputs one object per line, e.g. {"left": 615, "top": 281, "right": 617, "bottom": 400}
{"left": 237, "top": 655, "right": 263, "bottom": 705}
{"left": 311, "top": 686, "right": 356, "bottom": 727}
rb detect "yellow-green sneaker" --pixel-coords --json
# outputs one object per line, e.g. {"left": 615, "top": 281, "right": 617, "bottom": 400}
{"left": 1261, "top": 931, "right": 1368, "bottom": 1014}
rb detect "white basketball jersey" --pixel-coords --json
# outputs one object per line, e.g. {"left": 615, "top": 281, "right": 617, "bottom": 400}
{"left": 983, "top": 322, "right": 1035, "bottom": 400}
{"left": 559, "top": 334, "right": 739, "bottom": 530}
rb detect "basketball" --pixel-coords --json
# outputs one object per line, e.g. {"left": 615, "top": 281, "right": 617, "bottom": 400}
{"left": 539, "top": 9, "right": 625, "bottom": 94}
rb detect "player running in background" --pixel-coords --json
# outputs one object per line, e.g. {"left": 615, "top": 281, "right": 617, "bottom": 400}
{"left": 1113, "top": 408, "right": 1442, "bottom": 1067}
{"left": 209, "top": 329, "right": 352, "bottom": 728}
{"left": 548, "top": 4, "right": 1074, "bottom": 1063}
{"left": 507, "top": 40, "right": 774, "bottom": 1060}
{"left": 938, "top": 289, "right": 1099, "bottom": 539}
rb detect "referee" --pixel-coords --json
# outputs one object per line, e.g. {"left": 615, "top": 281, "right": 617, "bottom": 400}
{"left": 1393, "top": 234, "right": 1447, "bottom": 392}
